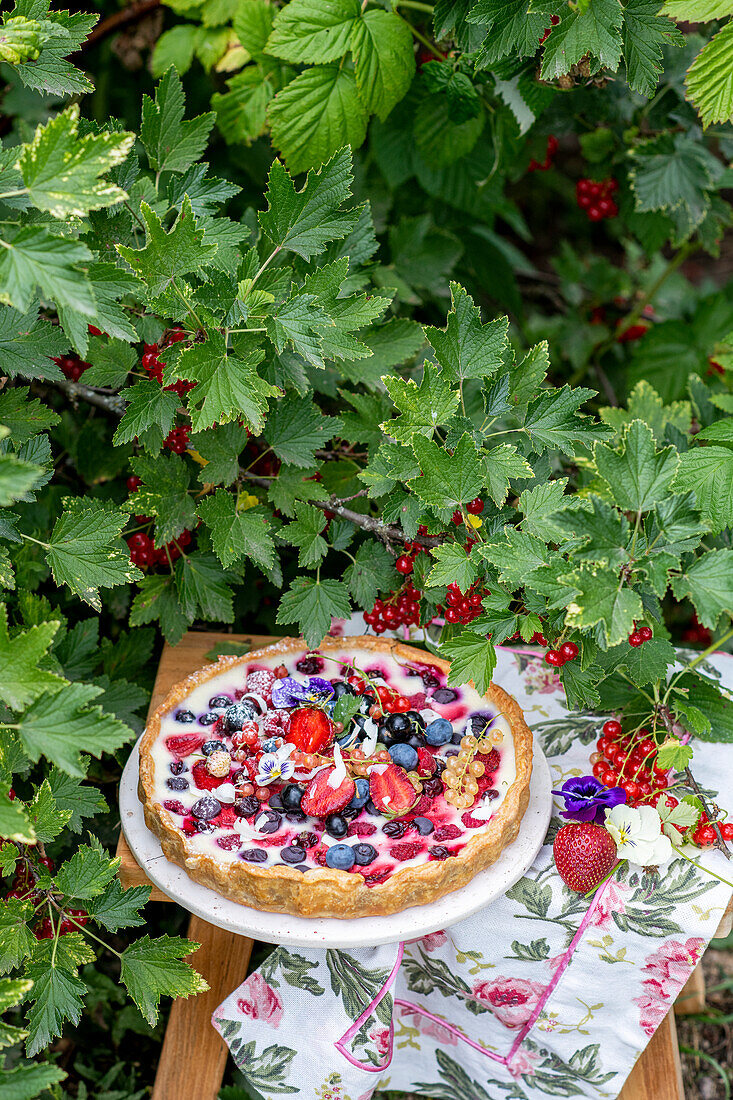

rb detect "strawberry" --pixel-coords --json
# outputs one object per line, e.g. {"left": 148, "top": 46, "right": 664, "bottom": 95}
{"left": 301, "top": 768, "right": 355, "bottom": 817}
{"left": 287, "top": 707, "right": 333, "bottom": 753}
{"left": 369, "top": 764, "right": 418, "bottom": 817}
{"left": 166, "top": 734, "right": 205, "bottom": 758}
{"left": 553, "top": 821, "right": 618, "bottom": 893}
{"left": 192, "top": 760, "right": 225, "bottom": 791}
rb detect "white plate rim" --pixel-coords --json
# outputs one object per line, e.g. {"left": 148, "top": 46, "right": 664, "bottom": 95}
{"left": 120, "top": 735, "right": 552, "bottom": 948}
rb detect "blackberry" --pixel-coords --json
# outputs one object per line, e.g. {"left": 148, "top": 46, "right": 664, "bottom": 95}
{"left": 169, "top": 761, "right": 186, "bottom": 775}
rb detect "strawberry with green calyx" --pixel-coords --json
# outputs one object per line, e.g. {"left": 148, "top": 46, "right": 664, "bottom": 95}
{"left": 369, "top": 763, "right": 419, "bottom": 818}
{"left": 553, "top": 821, "right": 618, "bottom": 893}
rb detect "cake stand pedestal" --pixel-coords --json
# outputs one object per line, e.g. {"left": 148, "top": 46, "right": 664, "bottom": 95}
{"left": 115, "top": 631, "right": 726, "bottom": 1100}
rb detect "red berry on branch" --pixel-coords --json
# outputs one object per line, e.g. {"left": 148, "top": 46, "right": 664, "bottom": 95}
{"left": 638, "top": 626, "right": 653, "bottom": 643}
{"left": 545, "top": 650, "right": 564, "bottom": 667}
{"left": 127, "top": 475, "right": 142, "bottom": 492}
{"left": 559, "top": 641, "right": 579, "bottom": 662}
{"left": 466, "top": 498, "right": 484, "bottom": 515}
{"left": 603, "top": 719, "right": 622, "bottom": 738}
{"left": 628, "top": 631, "right": 643, "bottom": 647}
{"left": 395, "top": 555, "right": 413, "bottom": 575}
{"left": 452, "top": 509, "right": 463, "bottom": 525}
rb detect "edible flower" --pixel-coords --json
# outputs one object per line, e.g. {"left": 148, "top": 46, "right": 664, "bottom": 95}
{"left": 552, "top": 775, "right": 626, "bottom": 824}
{"left": 271, "top": 675, "right": 334, "bottom": 709}
{"left": 255, "top": 742, "right": 297, "bottom": 786}
{"left": 604, "top": 804, "right": 673, "bottom": 868}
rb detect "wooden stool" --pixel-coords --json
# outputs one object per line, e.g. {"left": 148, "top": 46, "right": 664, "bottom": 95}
{"left": 116, "top": 631, "right": 731, "bottom": 1100}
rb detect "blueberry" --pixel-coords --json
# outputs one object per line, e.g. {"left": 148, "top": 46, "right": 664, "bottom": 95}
{"left": 240, "top": 848, "right": 268, "bottom": 863}
{"left": 202, "top": 739, "right": 226, "bottom": 756}
{"left": 451, "top": 731, "right": 463, "bottom": 745}
{"left": 384, "top": 820, "right": 406, "bottom": 839}
{"left": 166, "top": 776, "right": 189, "bottom": 791}
{"left": 352, "top": 843, "right": 377, "bottom": 866}
{"left": 192, "top": 796, "right": 220, "bottom": 820}
{"left": 175, "top": 709, "right": 196, "bottom": 724}
{"left": 325, "top": 844, "right": 355, "bottom": 870}
{"left": 325, "top": 813, "right": 347, "bottom": 838}
{"left": 281, "top": 844, "right": 307, "bottom": 864}
{"left": 256, "top": 811, "right": 282, "bottom": 834}
{"left": 268, "top": 792, "right": 284, "bottom": 811}
{"left": 342, "top": 806, "right": 359, "bottom": 821}
{"left": 425, "top": 718, "right": 453, "bottom": 746}
{"left": 209, "top": 695, "right": 231, "bottom": 709}
{"left": 430, "top": 845, "right": 452, "bottom": 860}
{"left": 225, "top": 700, "right": 258, "bottom": 730}
{"left": 385, "top": 712, "right": 412, "bottom": 737}
{"left": 365, "top": 799, "right": 379, "bottom": 816}
{"left": 332, "top": 680, "right": 355, "bottom": 699}
{"left": 234, "top": 796, "right": 260, "bottom": 817}
{"left": 433, "top": 687, "right": 457, "bottom": 704}
{"left": 169, "top": 760, "right": 186, "bottom": 775}
{"left": 348, "top": 777, "right": 370, "bottom": 810}
{"left": 413, "top": 817, "right": 434, "bottom": 835}
{"left": 388, "top": 743, "right": 418, "bottom": 770}
{"left": 281, "top": 784, "right": 305, "bottom": 810}
{"left": 286, "top": 810, "right": 305, "bottom": 824}
{"left": 199, "top": 712, "right": 219, "bottom": 726}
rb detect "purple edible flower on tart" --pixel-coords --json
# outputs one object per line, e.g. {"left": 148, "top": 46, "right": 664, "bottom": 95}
{"left": 271, "top": 676, "right": 334, "bottom": 709}
{"left": 552, "top": 775, "right": 626, "bottom": 824}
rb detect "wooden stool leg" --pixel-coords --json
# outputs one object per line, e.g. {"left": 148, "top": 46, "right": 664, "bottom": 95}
{"left": 151, "top": 915, "right": 254, "bottom": 1100}
{"left": 674, "top": 964, "right": 706, "bottom": 1016}
{"left": 618, "top": 1011, "right": 684, "bottom": 1100}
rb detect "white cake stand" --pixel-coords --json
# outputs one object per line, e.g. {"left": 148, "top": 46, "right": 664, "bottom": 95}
{"left": 120, "top": 736, "right": 552, "bottom": 949}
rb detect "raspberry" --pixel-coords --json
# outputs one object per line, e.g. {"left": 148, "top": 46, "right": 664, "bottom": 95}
{"left": 481, "top": 748, "right": 500, "bottom": 772}
{"left": 462, "top": 810, "right": 489, "bottom": 829}
{"left": 347, "top": 821, "right": 377, "bottom": 837}
{"left": 163, "top": 800, "right": 186, "bottom": 815}
{"left": 246, "top": 669, "right": 275, "bottom": 703}
{"left": 262, "top": 710, "right": 290, "bottom": 735}
{"left": 433, "top": 824, "right": 462, "bottom": 842}
{"left": 390, "top": 841, "right": 423, "bottom": 861}
{"left": 364, "top": 867, "right": 391, "bottom": 884}
{"left": 216, "top": 834, "right": 242, "bottom": 851}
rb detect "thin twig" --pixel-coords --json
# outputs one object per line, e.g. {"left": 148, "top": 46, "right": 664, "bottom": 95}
{"left": 52, "top": 379, "right": 126, "bottom": 415}
{"left": 241, "top": 472, "right": 441, "bottom": 548}
{"left": 79, "top": 0, "right": 161, "bottom": 51}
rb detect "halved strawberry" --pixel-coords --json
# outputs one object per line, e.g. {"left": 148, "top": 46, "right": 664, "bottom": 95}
{"left": 301, "top": 768, "right": 355, "bottom": 817}
{"left": 287, "top": 707, "right": 333, "bottom": 753}
{"left": 166, "top": 734, "right": 205, "bottom": 759}
{"left": 192, "top": 760, "right": 224, "bottom": 790}
{"left": 369, "top": 764, "right": 418, "bottom": 817}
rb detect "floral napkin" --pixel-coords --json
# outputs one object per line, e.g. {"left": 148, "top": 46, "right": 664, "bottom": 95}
{"left": 212, "top": 645, "right": 733, "bottom": 1100}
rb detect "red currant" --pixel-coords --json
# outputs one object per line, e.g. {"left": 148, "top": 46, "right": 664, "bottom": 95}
{"left": 601, "top": 768, "right": 619, "bottom": 787}
{"left": 628, "top": 631, "right": 643, "bottom": 647}
{"left": 722, "top": 824, "right": 733, "bottom": 842}
{"left": 466, "top": 498, "right": 484, "bottom": 515}
{"left": 638, "top": 626, "right": 653, "bottom": 643}
{"left": 623, "top": 780, "right": 640, "bottom": 801}
{"left": 559, "top": 641, "right": 579, "bottom": 662}
{"left": 544, "top": 650, "right": 564, "bottom": 667}
{"left": 395, "top": 555, "right": 413, "bottom": 575}
{"left": 696, "top": 825, "right": 717, "bottom": 846}
{"left": 127, "top": 475, "right": 142, "bottom": 493}
{"left": 603, "top": 719, "right": 622, "bottom": 739}
{"left": 452, "top": 509, "right": 463, "bottom": 525}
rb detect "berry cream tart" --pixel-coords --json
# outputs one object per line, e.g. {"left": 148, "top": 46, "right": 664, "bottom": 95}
{"left": 138, "top": 637, "right": 532, "bottom": 917}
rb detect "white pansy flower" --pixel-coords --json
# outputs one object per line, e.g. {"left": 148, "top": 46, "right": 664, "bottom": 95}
{"left": 255, "top": 741, "right": 297, "bottom": 786}
{"left": 605, "top": 804, "right": 673, "bottom": 868}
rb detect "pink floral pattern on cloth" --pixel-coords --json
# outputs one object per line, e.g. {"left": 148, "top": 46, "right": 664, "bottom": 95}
{"left": 211, "top": 645, "right": 733, "bottom": 1100}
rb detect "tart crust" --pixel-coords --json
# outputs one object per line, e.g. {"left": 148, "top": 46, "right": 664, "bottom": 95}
{"left": 138, "top": 636, "right": 533, "bottom": 918}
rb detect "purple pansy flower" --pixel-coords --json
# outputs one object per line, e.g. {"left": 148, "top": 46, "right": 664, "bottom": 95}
{"left": 271, "top": 676, "right": 334, "bottom": 709}
{"left": 552, "top": 776, "right": 626, "bottom": 824}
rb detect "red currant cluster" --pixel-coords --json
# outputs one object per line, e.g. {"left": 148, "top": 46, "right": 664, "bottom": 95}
{"left": 576, "top": 178, "right": 619, "bottom": 222}
{"left": 681, "top": 613, "right": 712, "bottom": 647}
{"left": 164, "top": 425, "right": 190, "bottom": 454}
{"left": 365, "top": 582, "right": 421, "bottom": 632}
{"left": 691, "top": 811, "right": 733, "bottom": 847}
{"left": 616, "top": 322, "right": 649, "bottom": 344}
{"left": 590, "top": 719, "right": 668, "bottom": 804}
{"left": 445, "top": 581, "right": 485, "bottom": 625}
{"left": 53, "top": 355, "right": 91, "bottom": 382}
{"left": 452, "top": 497, "right": 484, "bottom": 524}
{"left": 142, "top": 329, "right": 193, "bottom": 398}
{"left": 544, "top": 641, "right": 579, "bottom": 667}
{"left": 528, "top": 135, "right": 559, "bottom": 172}
{"left": 127, "top": 529, "right": 191, "bottom": 568}
{"left": 628, "top": 624, "right": 653, "bottom": 647}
